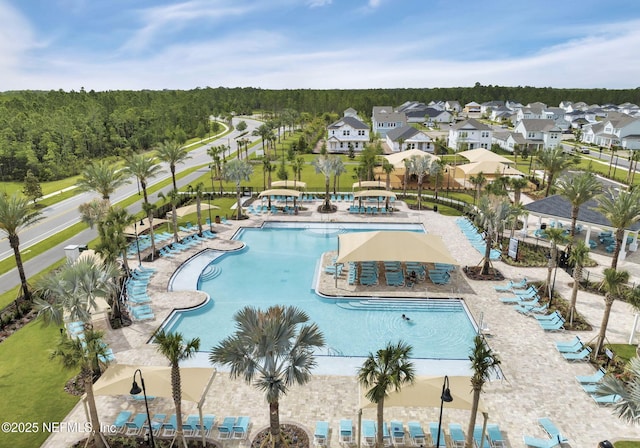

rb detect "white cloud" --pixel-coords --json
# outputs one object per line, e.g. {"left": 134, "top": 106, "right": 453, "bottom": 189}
{"left": 0, "top": 1, "right": 37, "bottom": 70}
{"left": 307, "top": 0, "right": 331, "bottom": 7}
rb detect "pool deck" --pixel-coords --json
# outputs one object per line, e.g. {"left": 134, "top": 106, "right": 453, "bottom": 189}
{"left": 43, "top": 200, "right": 640, "bottom": 447}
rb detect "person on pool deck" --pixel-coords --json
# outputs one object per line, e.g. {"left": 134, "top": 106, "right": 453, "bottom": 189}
{"left": 409, "top": 270, "right": 417, "bottom": 282}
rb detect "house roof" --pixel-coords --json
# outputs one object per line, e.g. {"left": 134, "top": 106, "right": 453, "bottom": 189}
{"left": 386, "top": 125, "right": 420, "bottom": 141}
{"left": 457, "top": 148, "right": 514, "bottom": 165}
{"left": 422, "top": 107, "right": 449, "bottom": 118}
{"left": 328, "top": 116, "right": 369, "bottom": 130}
{"left": 519, "top": 119, "right": 562, "bottom": 132}
{"left": 524, "top": 195, "right": 640, "bottom": 231}
{"left": 450, "top": 118, "right": 491, "bottom": 131}
{"left": 373, "top": 106, "right": 406, "bottom": 123}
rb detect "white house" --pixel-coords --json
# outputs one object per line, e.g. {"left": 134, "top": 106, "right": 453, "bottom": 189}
{"left": 385, "top": 126, "right": 433, "bottom": 153}
{"left": 326, "top": 113, "right": 370, "bottom": 153}
{"left": 581, "top": 112, "right": 640, "bottom": 149}
{"left": 463, "top": 102, "right": 481, "bottom": 115}
{"left": 513, "top": 119, "right": 562, "bottom": 150}
{"left": 372, "top": 106, "right": 407, "bottom": 138}
{"left": 448, "top": 118, "right": 492, "bottom": 150}
{"left": 445, "top": 100, "right": 461, "bottom": 113}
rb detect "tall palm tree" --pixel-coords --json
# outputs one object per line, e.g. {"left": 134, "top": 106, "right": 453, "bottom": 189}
{"left": 402, "top": 159, "right": 412, "bottom": 197}
{"left": 536, "top": 147, "right": 573, "bottom": 197}
{"left": 78, "top": 199, "right": 109, "bottom": 233}
{"left": 210, "top": 305, "right": 324, "bottom": 448}
{"left": 253, "top": 123, "right": 275, "bottom": 156}
{"left": 142, "top": 201, "right": 158, "bottom": 258}
{"left": 476, "top": 196, "right": 510, "bottom": 276}
{"left": 223, "top": 159, "right": 254, "bottom": 220}
{"left": 158, "top": 189, "right": 182, "bottom": 243}
{"left": 568, "top": 240, "right": 590, "bottom": 325}
{"left": 156, "top": 140, "right": 192, "bottom": 190}
{"left": 96, "top": 206, "right": 134, "bottom": 278}
{"left": 407, "top": 155, "right": 431, "bottom": 209}
{"left": 381, "top": 159, "right": 395, "bottom": 208}
{"left": 595, "top": 356, "right": 640, "bottom": 423}
{"left": 465, "top": 335, "right": 500, "bottom": 448}
{"left": 468, "top": 172, "right": 487, "bottom": 204}
{"left": 51, "top": 329, "right": 112, "bottom": 448}
{"left": 293, "top": 157, "right": 305, "bottom": 186}
{"left": 76, "top": 160, "right": 130, "bottom": 206}
{"left": 509, "top": 176, "right": 529, "bottom": 205}
{"left": 124, "top": 153, "right": 164, "bottom": 206}
{"left": 358, "top": 341, "right": 415, "bottom": 448}
{"left": 313, "top": 155, "right": 335, "bottom": 212}
{"left": 207, "top": 144, "right": 225, "bottom": 190}
{"left": 595, "top": 268, "right": 630, "bottom": 356}
{"left": 0, "top": 193, "right": 43, "bottom": 302}
{"left": 544, "top": 227, "right": 567, "bottom": 298}
{"left": 556, "top": 172, "right": 601, "bottom": 243}
{"left": 263, "top": 157, "right": 274, "bottom": 190}
{"left": 430, "top": 159, "right": 444, "bottom": 200}
{"left": 190, "top": 182, "right": 206, "bottom": 236}
{"left": 331, "top": 156, "right": 346, "bottom": 194}
{"left": 596, "top": 188, "right": 640, "bottom": 270}
{"left": 34, "top": 255, "right": 120, "bottom": 326}
{"left": 154, "top": 330, "right": 201, "bottom": 448}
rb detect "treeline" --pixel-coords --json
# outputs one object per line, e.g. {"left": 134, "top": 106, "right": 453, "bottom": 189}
{"left": 1, "top": 85, "right": 639, "bottom": 181}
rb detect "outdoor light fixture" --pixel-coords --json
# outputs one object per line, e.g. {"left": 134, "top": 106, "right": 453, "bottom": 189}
{"left": 436, "top": 375, "right": 453, "bottom": 448}
{"left": 130, "top": 369, "right": 155, "bottom": 447}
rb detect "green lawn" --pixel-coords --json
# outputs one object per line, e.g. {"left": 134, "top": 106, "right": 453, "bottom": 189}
{"left": 0, "top": 322, "right": 79, "bottom": 448}
{"left": 616, "top": 442, "right": 640, "bottom": 447}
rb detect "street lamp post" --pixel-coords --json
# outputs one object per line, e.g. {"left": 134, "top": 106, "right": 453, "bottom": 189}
{"left": 130, "top": 369, "right": 155, "bottom": 447}
{"left": 436, "top": 375, "right": 453, "bottom": 448}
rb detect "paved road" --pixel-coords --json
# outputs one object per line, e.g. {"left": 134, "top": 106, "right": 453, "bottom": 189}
{"left": 0, "top": 117, "right": 264, "bottom": 296}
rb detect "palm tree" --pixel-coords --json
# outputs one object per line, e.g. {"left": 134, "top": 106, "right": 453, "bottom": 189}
{"left": 556, "top": 172, "right": 601, "bottom": 243}
{"left": 210, "top": 305, "right": 324, "bottom": 448}
{"left": 156, "top": 140, "right": 192, "bottom": 190}
{"left": 142, "top": 201, "right": 158, "bottom": 258}
{"left": 313, "top": 155, "right": 335, "bottom": 212}
{"left": 253, "top": 123, "right": 275, "bottom": 156}
{"left": 158, "top": 189, "right": 182, "bottom": 243}
{"left": 468, "top": 172, "right": 487, "bottom": 204}
{"left": 51, "top": 329, "right": 112, "bottom": 448}
{"left": 331, "top": 156, "right": 346, "bottom": 194}
{"left": 263, "top": 157, "right": 274, "bottom": 190}
{"left": 78, "top": 199, "right": 109, "bottom": 233}
{"left": 76, "top": 160, "right": 130, "bottom": 206}
{"left": 465, "top": 335, "right": 500, "bottom": 448}
{"left": 190, "top": 182, "right": 206, "bottom": 236}
{"left": 293, "top": 157, "right": 306, "bottom": 186}
{"left": 223, "top": 159, "right": 254, "bottom": 220}
{"left": 568, "top": 240, "right": 590, "bottom": 325}
{"left": 34, "top": 255, "right": 120, "bottom": 326}
{"left": 402, "top": 158, "right": 412, "bottom": 197}
{"left": 595, "top": 356, "right": 640, "bottom": 423}
{"left": 154, "top": 330, "right": 201, "bottom": 448}
{"left": 544, "top": 227, "right": 567, "bottom": 298}
{"left": 358, "top": 341, "right": 415, "bottom": 448}
{"left": 509, "top": 176, "right": 529, "bottom": 205}
{"left": 430, "top": 159, "right": 444, "bottom": 200}
{"left": 536, "top": 147, "right": 573, "bottom": 197}
{"left": 96, "top": 206, "right": 134, "bottom": 279}
{"left": 476, "top": 196, "right": 510, "bottom": 276}
{"left": 0, "top": 193, "right": 43, "bottom": 302}
{"left": 596, "top": 188, "right": 640, "bottom": 270}
{"left": 381, "top": 159, "right": 395, "bottom": 208}
{"left": 207, "top": 145, "right": 224, "bottom": 189}
{"left": 595, "top": 268, "right": 630, "bottom": 356}
{"left": 407, "top": 155, "right": 431, "bottom": 209}
{"left": 124, "top": 153, "right": 164, "bottom": 206}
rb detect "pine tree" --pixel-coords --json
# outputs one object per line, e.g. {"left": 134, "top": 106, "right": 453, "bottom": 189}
{"left": 22, "top": 170, "right": 43, "bottom": 204}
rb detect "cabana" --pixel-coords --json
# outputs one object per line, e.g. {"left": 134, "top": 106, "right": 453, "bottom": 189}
{"left": 92, "top": 364, "right": 216, "bottom": 446}
{"left": 457, "top": 148, "right": 515, "bottom": 165}
{"left": 258, "top": 188, "right": 302, "bottom": 208}
{"left": 454, "top": 160, "right": 524, "bottom": 186}
{"left": 336, "top": 231, "right": 457, "bottom": 265}
{"left": 124, "top": 217, "right": 169, "bottom": 237}
{"left": 166, "top": 203, "right": 220, "bottom": 219}
{"left": 379, "top": 149, "right": 441, "bottom": 189}
{"left": 270, "top": 180, "right": 307, "bottom": 190}
{"left": 352, "top": 190, "right": 397, "bottom": 210}
{"left": 352, "top": 180, "right": 387, "bottom": 191}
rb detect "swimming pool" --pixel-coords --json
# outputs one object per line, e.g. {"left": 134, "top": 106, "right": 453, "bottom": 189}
{"left": 165, "top": 222, "right": 478, "bottom": 364}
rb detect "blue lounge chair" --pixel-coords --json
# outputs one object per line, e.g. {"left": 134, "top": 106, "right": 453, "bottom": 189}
{"left": 195, "top": 414, "right": 216, "bottom": 438}
{"left": 362, "top": 420, "right": 376, "bottom": 447}
{"left": 576, "top": 367, "right": 606, "bottom": 384}
{"left": 539, "top": 316, "right": 565, "bottom": 331}
{"left": 390, "top": 421, "right": 405, "bottom": 446}
{"left": 314, "top": 421, "right": 329, "bottom": 447}
{"left": 407, "top": 421, "right": 425, "bottom": 446}
{"left": 125, "top": 413, "right": 148, "bottom": 436}
{"left": 184, "top": 414, "right": 200, "bottom": 437}
{"left": 150, "top": 413, "right": 166, "bottom": 437}
{"left": 339, "top": 419, "right": 353, "bottom": 444}
{"left": 232, "top": 416, "right": 250, "bottom": 439}
{"left": 534, "top": 311, "right": 563, "bottom": 322}
{"left": 217, "top": 416, "right": 236, "bottom": 439}
{"left": 429, "top": 422, "right": 446, "bottom": 447}
{"left": 448, "top": 423, "right": 465, "bottom": 447}
{"left": 523, "top": 434, "right": 562, "bottom": 447}
{"left": 555, "top": 336, "right": 583, "bottom": 353}
{"left": 382, "top": 422, "right": 392, "bottom": 447}
{"left": 161, "top": 414, "right": 178, "bottom": 437}
{"left": 592, "top": 394, "right": 621, "bottom": 405}
{"left": 112, "top": 410, "right": 132, "bottom": 434}
{"left": 562, "top": 346, "right": 592, "bottom": 362}
{"left": 473, "top": 425, "right": 491, "bottom": 448}
{"left": 486, "top": 424, "right": 506, "bottom": 447}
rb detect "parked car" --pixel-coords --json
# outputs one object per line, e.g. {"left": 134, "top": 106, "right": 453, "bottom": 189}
{"left": 579, "top": 146, "right": 590, "bottom": 154}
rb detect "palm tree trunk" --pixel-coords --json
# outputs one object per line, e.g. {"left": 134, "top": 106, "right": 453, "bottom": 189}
{"left": 171, "top": 165, "right": 177, "bottom": 190}
{"left": 376, "top": 400, "right": 384, "bottom": 448}
{"left": 269, "top": 401, "right": 282, "bottom": 448}
{"left": 148, "top": 212, "right": 156, "bottom": 260}
{"left": 324, "top": 178, "right": 331, "bottom": 211}
{"left": 595, "top": 296, "right": 614, "bottom": 355}
{"left": 10, "top": 237, "right": 30, "bottom": 301}
{"left": 481, "top": 231, "right": 492, "bottom": 276}
{"left": 85, "top": 373, "right": 106, "bottom": 448}
{"left": 465, "top": 388, "right": 481, "bottom": 448}
{"left": 611, "top": 229, "right": 624, "bottom": 270}
{"left": 236, "top": 186, "right": 242, "bottom": 220}
{"left": 569, "top": 265, "right": 582, "bottom": 324}
{"left": 171, "top": 204, "right": 179, "bottom": 243}
{"left": 196, "top": 198, "right": 203, "bottom": 236}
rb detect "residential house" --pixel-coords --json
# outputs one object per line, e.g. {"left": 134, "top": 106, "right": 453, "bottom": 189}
{"left": 463, "top": 101, "right": 481, "bottom": 115}
{"left": 490, "top": 106, "right": 515, "bottom": 123}
{"left": 445, "top": 100, "right": 461, "bottom": 113}
{"left": 423, "top": 108, "right": 453, "bottom": 125}
{"left": 372, "top": 106, "right": 407, "bottom": 138}
{"left": 513, "top": 119, "right": 562, "bottom": 150}
{"left": 326, "top": 112, "right": 370, "bottom": 153}
{"left": 448, "top": 118, "right": 492, "bottom": 150}
{"left": 385, "top": 126, "right": 433, "bottom": 153}
{"left": 480, "top": 101, "right": 505, "bottom": 115}
{"left": 515, "top": 104, "right": 545, "bottom": 121}
{"left": 581, "top": 112, "right": 640, "bottom": 149}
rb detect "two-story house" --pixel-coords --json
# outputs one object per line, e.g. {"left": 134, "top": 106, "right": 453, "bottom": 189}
{"left": 512, "top": 119, "right": 562, "bottom": 150}
{"left": 372, "top": 106, "right": 407, "bottom": 138}
{"left": 385, "top": 125, "right": 433, "bottom": 153}
{"left": 326, "top": 111, "right": 370, "bottom": 153}
{"left": 447, "top": 118, "right": 492, "bottom": 151}
{"left": 581, "top": 112, "right": 640, "bottom": 149}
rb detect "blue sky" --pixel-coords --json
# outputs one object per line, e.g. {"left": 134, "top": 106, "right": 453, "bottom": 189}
{"left": 2, "top": 0, "right": 640, "bottom": 91}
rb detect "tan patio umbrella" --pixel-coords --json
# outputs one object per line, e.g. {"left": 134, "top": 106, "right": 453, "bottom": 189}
{"left": 336, "top": 231, "right": 457, "bottom": 265}
{"left": 166, "top": 203, "right": 220, "bottom": 219}
{"left": 258, "top": 189, "right": 302, "bottom": 199}
{"left": 123, "top": 217, "right": 169, "bottom": 237}
{"left": 384, "top": 149, "right": 440, "bottom": 169}
{"left": 351, "top": 180, "right": 387, "bottom": 190}
{"left": 270, "top": 180, "right": 307, "bottom": 189}
{"left": 456, "top": 161, "right": 523, "bottom": 177}
{"left": 457, "top": 148, "right": 514, "bottom": 165}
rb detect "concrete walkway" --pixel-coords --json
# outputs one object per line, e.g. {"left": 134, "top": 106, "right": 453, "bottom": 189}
{"left": 42, "top": 200, "right": 640, "bottom": 447}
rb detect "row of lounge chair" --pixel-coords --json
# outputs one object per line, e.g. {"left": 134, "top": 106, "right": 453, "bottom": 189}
{"left": 456, "top": 217, "right": 501, "bottom": 261}
{"left": 111, "top": 412, "right": 249, "bottom": 439}
{"left": 125, "top": 267, "right": 156, "bottom": 321}
{"left": 523, "top": 418, "right": 568, "bottom": 447}
{"left": 348, "top": 205, "right": 393, "bottom": 215}
{"left": 497, "top": 284, "right": 567, "bottom": 331}
{"left": 159, "top": 231, "right": 217, "bottom": 258}
{"left": 65, "top": 321, "right": 116, "bottom": 363}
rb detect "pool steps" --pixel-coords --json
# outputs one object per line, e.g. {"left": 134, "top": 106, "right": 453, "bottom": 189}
{"left": 337, "top": 299, "right": 462, "bottom": 312}
{"left": 200, "top": 265, "right": 222, "bottom": 281}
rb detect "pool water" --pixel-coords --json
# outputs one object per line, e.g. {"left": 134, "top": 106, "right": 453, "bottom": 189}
{"left": 164, "top": 223, "right": 478, "bottom": 360}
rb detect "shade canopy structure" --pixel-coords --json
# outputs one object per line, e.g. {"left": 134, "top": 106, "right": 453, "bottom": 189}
{"left": 336, "top": 231, "right": 458, "bottom": 265}
{"left": 93, "top": 364, "right": 216, "bottom": 403}
{"left": 258, "top": 189, "right": 302, "bottom": 199}
{"left": 353, "top": 190, "right": 397, "bottom": 199}
{"left": 455, "top": 161, "right": 524, "bottom": 177}
{"left": 457, "top": 148, "right": 514, "bottom": 165}
{"left": 124, "top": 217, "right": 169, "bottom": 237}
{"left": 360, "top": 376, "right": 486, "bottom": 412}
{"left": 270, "top": 180, "right": 307, "bottom": 190}
{"left": 352, "top": 180, "right": 387, "bottom": 190}
{"left": 166, "top": 203, "right": 220, "bottom": 219}
{"left": 384, "top": 149, "right": 440, "bottom": 169}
